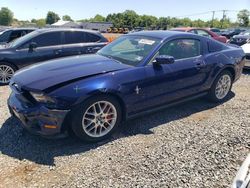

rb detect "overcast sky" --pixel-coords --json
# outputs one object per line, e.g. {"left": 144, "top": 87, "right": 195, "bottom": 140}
{"left": 1, "top": 0, "right": 249, "bottom": 21}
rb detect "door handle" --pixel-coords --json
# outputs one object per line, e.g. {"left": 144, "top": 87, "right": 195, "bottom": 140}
{"left": 194, "top": 59, "right": 206, "bottom": 69}
{"left": 195, "top": 62, "right": 206, "bottom": 70}
{"left": 86, "top": 47, "right": 93, "bottom": 53}
{"left": 87, "top": 46, "right": 102, "bottom": 53}
{"left": 54, "top": 49, "right": 62, "bottom": 55}
{"left": 92, "top": 46, "right": 102, "bottom": 51}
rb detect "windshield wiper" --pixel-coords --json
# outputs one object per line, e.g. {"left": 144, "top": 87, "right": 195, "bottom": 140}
{"left": 98, "top": 53, "right": 122, "bottom": 64}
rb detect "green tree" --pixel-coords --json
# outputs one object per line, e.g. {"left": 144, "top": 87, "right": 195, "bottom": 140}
{"left": 0, "top": 7, "right": 14, "bottom": 26}
{"left": 106, "top": 13, "right": 125, "bottom": 28}
{"left": 62, "top": 15, "right": 73, "bottom": 21}
{"left": 157, "top": 17, "right": 170, "bottom": 29}
{"left": 237, "top": 9, "right": 250, "bottom": 27}
{"left": 140, "top": 15, "right": 157, "bottom": 29}
{"left": 122, "top": 10, "right": 139, "bottom": 28}
{"left": 46, "top": 11, "right": 60, "bottom": 24}
{"left": 91, "top": 14, "right": 105, "bottom": 22}
{"left": 220, "top": 18, "right": 231, "bottom": 28}
{"left": 31, "top": 19, "right": 37, "bottom": 23}
{"left": 180, "top": 18, "right": 192, "bottom": 27}
{"left": 36, "top": 19, "right": 46, "bottom": 27}
{"left": 78, "top": 10, "right": 238, "bottom": 30}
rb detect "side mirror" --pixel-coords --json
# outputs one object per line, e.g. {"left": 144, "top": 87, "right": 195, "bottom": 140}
{"left": 29, "top": 42, "right": 37, "bottom": 52}
{"left": 154, "top": 55, "right": 175, "bottom": 65}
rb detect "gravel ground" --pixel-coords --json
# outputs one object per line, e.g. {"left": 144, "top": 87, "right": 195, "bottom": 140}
{"left": 0, "top": 71, "right": 249, "bottom": 188}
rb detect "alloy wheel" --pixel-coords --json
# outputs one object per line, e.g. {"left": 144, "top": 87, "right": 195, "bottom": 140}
{"left": 215, "top": 74, "right": 231, "bottom": 100}
{"left": 0, "top": 65, "right": 15, "bottom": 84}
{"left": 82, "top": 101, "right": 117, "bottom": 138}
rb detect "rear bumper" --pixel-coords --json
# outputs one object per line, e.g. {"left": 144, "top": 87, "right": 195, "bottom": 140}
{"left": 7, "top": 92, "right": 70, "bottom": 138}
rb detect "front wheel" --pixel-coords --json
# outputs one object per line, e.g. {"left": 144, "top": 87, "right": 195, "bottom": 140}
{"left": 207, "top": 70, "right": 233, "bottom": 102}
{"left": 71, "top": 95, "right": 122, "bottom": 142}
{"left": 0, "top": 62, "right": 16, "bottom": 84}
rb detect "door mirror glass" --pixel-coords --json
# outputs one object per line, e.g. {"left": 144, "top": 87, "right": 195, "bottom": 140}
{"left": 154, "top": 55, "right": 175, "bottom": 65}
{"left": 29, "top": 42, "right": 37, "bottom": 51}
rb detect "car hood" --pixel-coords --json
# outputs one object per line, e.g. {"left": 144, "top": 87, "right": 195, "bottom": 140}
{"left": 12, "top": 54, "right": 131, "bottom": 91}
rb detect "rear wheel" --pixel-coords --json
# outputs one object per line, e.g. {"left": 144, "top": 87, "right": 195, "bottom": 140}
{"left": 0, "top": 62, "right": 16, "bottom": 84}
{"left": 71, "top": 95, "right": 122, "bottom": 142}
{"left": 207, "top": 70, "right": 233, "bottom": 102}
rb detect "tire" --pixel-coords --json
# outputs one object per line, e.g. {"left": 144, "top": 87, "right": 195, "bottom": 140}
{"left": 70, "top": 95, "right": 122, "bottom": 142}
{"left": 0, "top": 62, "right": 17, "bottom": 85}
{"left": 207, "top": 70, "right": 233, "bottom": 102}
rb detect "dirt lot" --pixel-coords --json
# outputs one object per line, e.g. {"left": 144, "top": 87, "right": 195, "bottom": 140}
{"left": 0, "top": 71, "right": 249, "bottom": 188}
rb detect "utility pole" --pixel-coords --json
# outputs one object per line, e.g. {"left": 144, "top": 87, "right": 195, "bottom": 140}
{"left": 221, "top": 10, "right": 227, "bottom": 28}
{"left": 211, "top": 11, "right": 215, "bottom": 28}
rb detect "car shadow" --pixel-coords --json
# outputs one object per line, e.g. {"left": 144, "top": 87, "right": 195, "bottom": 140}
{"left": 0, "top": 92, "right": 235, "bottom": 166}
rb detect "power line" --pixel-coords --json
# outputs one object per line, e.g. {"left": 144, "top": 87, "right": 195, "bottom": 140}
{"left": 175, "top": 10, "right": 239, "bottom": 18}
{"left": 175, "top": 11, "right": 214, "bottom": 18}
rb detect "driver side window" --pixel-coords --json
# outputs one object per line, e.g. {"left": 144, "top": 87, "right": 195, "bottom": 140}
{"left": 158, "top": 39, "right": 201, "bottom": 60}
{"left": 21, "top": 32, "right": 62, "bottom": 49}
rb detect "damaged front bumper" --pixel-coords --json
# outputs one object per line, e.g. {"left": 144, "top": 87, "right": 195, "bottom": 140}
{"left": 7, "top": 92, "right": 70, "bottom": 138}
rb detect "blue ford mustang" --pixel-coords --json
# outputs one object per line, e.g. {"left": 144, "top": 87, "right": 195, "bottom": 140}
{"left": 8, "top": 31, "right": 245, "bottom": 142}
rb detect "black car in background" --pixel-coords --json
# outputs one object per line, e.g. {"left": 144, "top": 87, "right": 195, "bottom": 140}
{"left": 209, "top": 28, "right": 222, "bottom": 35}
{"left": 0, "top": 28, "right": 35, "bottom": 45}
{"left": 229, "top": 30, "right": 250, "bottom": 46}
{"left": 0, "top": 28, "right": 108, "bottom": 84}
{"left": 221, "top": 28, "right": 246, "bottom": 39}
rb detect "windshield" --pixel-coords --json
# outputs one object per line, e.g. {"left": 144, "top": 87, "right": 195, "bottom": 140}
{"left": 97, "top": 36, "right": 160, "bottom": 66}
{"left": 7, "top": 30, "right": 38, "bottom": 48}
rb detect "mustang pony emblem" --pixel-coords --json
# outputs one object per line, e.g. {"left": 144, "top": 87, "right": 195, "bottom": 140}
{"left": 135, "top": 85, "right": 141, "bottom": 95}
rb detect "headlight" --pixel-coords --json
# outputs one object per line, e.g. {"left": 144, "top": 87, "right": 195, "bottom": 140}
{"left": 30, "top": 92, "right": 55, "bottom": 103}
{"left": 246, "top": 38, "right": 250, "bottom": 43}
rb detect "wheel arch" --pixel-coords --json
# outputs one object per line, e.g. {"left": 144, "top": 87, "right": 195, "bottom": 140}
{"left": 219, "top": 66, "right": 236, "bottom": 81}
{"left": 61, "top": 91, "right": 127, "bottom": 133}
{"left": 0, "top": 60, "right": 19, "bottom": 71}
{"left": 212, "top": 65, "right": 236, "bottom": 83}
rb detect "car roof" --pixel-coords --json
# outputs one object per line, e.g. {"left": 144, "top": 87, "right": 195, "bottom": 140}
{"left": 127, "top": 30, "right": 199, "bottom": 40}
{"left": 171, "top": 27, "right": 211, "bottom": 31}
{"left": 5, "top": 28, "right": 36, "bottom": 31}
{"left": 34, "top": 28, "right": 101, "bottom": 34}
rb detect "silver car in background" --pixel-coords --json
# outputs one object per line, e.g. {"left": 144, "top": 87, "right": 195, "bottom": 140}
{"left": 242, "top": 42, "right": 250, "bottom": 69}
{"left": 232, "top": 154, "right": 250, "bottom": 188}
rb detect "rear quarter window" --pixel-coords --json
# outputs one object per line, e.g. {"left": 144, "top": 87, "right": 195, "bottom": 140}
{"left": 85, "top": 33, "right": 101, "bottom": 42}
{"left": 207, "top": 40, "right": 227, "bottom": 53}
